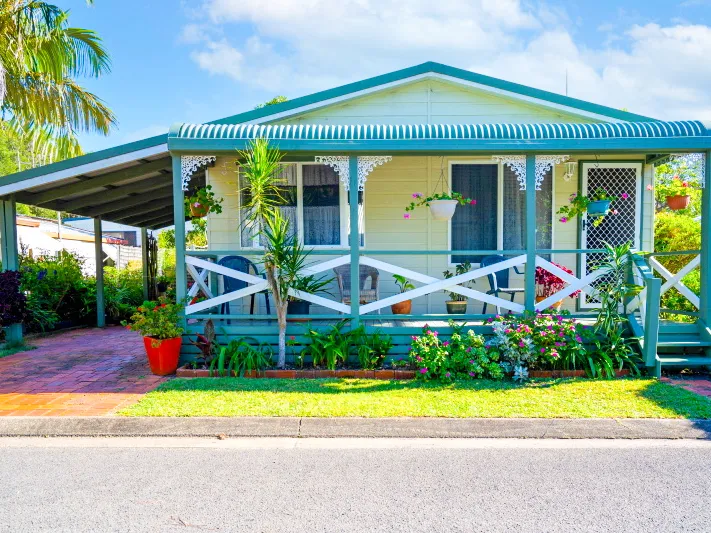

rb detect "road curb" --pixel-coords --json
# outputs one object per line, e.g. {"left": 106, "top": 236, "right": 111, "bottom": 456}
{"left": 0, "top": 417, "right": 709, "bottom": 439}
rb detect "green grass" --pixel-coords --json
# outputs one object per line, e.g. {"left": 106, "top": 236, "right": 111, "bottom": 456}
{"left": 0, "top": 343, "right": 34, "bottom": 359}
{"left": 120, "top": 378, "right": 711, "bottom": 419}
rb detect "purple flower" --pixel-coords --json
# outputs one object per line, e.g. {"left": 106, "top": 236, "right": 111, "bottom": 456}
{"left": 412, "top": 192, "right": 423, "bottom": 198}
{"left": 540, "top": 348, "right": 546, "bottom": 353}
{"left": 469, "top": 360, "right": 475, "bottom": 364}
{"left": 443, "top": 341, "right": 449, "bottom": 347}
{"left": 560, "top": 217, "right": 568, "bottom": 223}
{"left": 575, "top": 336, "right": 582, "bottom": 342}
{"left": 445, "top": 372, "right": 451, "bottom": 378}
{"left": 469, "top": 371, "right": 475, "bottom": 377}
{"left": 466, "top": 347, "right": 472, "bottom": 353}
{"left": 419, "top": 368, "right": 428, "bottom": 374}
{"left": 518, "top": 341, "right": 525, "bottom": 348}
{"left": 403, "top": 213, "right": 411, "bottom": 219}
{"left": 621, "top": 192, "right": 629, "bottom": 200}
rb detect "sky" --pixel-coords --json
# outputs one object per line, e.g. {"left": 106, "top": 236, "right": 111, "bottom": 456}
{"left": 63, "top": 0, "right": 711, "bottom": 153}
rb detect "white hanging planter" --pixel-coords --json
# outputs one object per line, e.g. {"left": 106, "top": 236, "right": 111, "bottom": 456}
{"left": 429, "top": 200, "right": 458, "bottom": 221}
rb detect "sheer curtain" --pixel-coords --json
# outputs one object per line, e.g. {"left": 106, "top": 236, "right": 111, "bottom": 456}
{"left": 303, "top": 164, "right": 341, "bottom": 246}
{"left": 240, "top": 164, "right": 298, "bottom": 247}
{"left": 502, "top": 167, "right": 552, "bottom": 255}
{"left": 451, "top": 164, "right": 497, "bottom": 264}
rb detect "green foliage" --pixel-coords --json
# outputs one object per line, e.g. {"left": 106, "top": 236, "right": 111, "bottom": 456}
{"left": 288, "top": 274, "right": 332, "bottom": 302}
{"left": 655, "top": 159, "right": 701, "bottom": 216}
{"left": 409, "top": 321, "right": 504, "bottom": 381}
{"left": 557, "top": 188, "right": 624, "bottom": 227}
{"left": 351, "top": 326, "right": 393, "bottom": 370}
{"left": 254, "top": 96, "right": 288, "bottom": 109}
{"left": 301, "top": 320, "right": 352, "bottom": 370}
{"left": 238, "top": 138, "right": 287, "bottom": 228}
{"left": 103, "top": 264, "right": 144, "bottom": 322}
{"left": 211, "top": 337, "right": 272, "bottom": 377}
{"left": 189, "top": 319, "right": 217, "bottom": 367}
{"left": 184, "top": 185, "right": 223, "bottom": 218}
{"left": 122, "top": 299, "right": 184, "bottom": 340}
{"left": 393, "top": 274, "right": 415, "bottom": 293}
{"left": 157, "top": 229, "right": 175, "bottom": 249}
{"left": 404, "top": 191, "right": 474, "bottom": 214}
{"left": 0, "top": 0, "right": 116, "bottom": 159}
{"left": 442, "top": 262, "right": 472, "bottom": 301}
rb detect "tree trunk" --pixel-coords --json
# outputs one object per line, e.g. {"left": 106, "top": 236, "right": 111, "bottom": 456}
{"left": 276, "top": 303, "right": 287, "bottom": 368}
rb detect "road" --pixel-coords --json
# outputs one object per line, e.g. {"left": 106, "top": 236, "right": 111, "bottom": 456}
{"left": 0, "top": 437, "right": 709, "bottom": 532}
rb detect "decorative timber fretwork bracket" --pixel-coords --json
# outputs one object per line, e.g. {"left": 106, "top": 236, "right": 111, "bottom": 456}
{"left": 315, "top": 156, "right": 392, "bottom": 191}
{"left": 492, "top": 155, "right": 570, "bottom": 191}
{"left": 181, "top": 155, "right": 216, "bottom": 191}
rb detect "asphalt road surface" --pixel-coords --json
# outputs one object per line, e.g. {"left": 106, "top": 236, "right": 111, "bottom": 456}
{"left": 0, "top": 437, "right": 709, "bottom": 532}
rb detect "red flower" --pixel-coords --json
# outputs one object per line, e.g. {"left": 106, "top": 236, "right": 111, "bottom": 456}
{"left": 160, "top": 303, "right": 167, "bottom": 308}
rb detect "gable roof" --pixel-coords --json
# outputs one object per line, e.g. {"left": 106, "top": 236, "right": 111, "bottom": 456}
{"left": 212, "top": 62, "right": 656, "bottom": 125}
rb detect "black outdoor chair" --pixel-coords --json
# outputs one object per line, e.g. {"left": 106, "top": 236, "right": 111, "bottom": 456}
{"left": 218, "top": 255, "right": 270, "bottom": 317}
{"left": 481, "top": 255, "right": 525, "bottom": 314}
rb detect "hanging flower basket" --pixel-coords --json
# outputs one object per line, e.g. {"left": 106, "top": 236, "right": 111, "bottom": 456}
{"left": 666, "top": 195, "right": 691, "bottom": 211}
{"left": 184, "top": 185, "right": 223, "bottom": 220}
{"left": 404, "top": 192, "right": 476, "bottom": 222}
{"left": 429, "top": 199, "right": 458, "bottom": 221}
{"left": 189, "top": 202, "right": 210, "bottom": 218}
{"left": 586, "top": 199, "right": 611, "bottom": 216}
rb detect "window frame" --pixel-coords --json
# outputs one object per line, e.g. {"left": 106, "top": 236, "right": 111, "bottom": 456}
{"left": 239, "top": 162, "right": 351, "bottom": 250}
{"left": 447, "top": 160, "right": 556, "bottom": 266}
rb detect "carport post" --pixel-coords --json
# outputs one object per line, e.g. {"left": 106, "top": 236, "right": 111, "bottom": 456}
{"left": 94, "top": 217, "right": 105, "bottom": 328}
{"left": 0, "top": 195, "right": 22, "bottom": 344}
{"left": 141, "top": 227, "right": 149, "bottom": 300}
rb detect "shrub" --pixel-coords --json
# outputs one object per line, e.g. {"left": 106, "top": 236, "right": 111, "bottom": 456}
{"left": 409, "top": 322, "right": 503, "bottom": 381}
{"left": 351, "top": 326, "right": 393, "bottom": 370}
{"left": 122, "top": 299, "right": 184, "bottom": 340}
{"left": 0, "top": 270, "right": 26, "bottom": 330}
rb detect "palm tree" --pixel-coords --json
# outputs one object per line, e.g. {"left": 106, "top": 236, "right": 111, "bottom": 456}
{"left": 0, "top": 0, "right": 115, "bottom": 161}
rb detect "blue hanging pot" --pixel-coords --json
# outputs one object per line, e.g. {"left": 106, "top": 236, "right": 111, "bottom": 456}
{"left": 587, "top": 199, "right": 611, "bottom": 216}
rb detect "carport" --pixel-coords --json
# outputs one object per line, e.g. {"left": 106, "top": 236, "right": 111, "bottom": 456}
{"left": 0, "top": 134, "right": 206, "bottom": 344}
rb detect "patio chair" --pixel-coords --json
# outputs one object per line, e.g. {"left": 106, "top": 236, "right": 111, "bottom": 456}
{"left": 333, "top": 265, "right": 380, "bottom": 309}
{"left": 217, "top": 256, "right": 270, "bottom": 317}
{"left": 481, "top": 255, "right": 525, "bottom": 315}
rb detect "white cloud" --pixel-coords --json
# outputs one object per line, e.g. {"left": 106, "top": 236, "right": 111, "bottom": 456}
{"left": 183, "top": 0, "right": 711, "bottom": 120}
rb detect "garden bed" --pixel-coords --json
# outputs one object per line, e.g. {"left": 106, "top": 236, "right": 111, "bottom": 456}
{"left": 175, "top": 365, "right": 629, "bottom": 380}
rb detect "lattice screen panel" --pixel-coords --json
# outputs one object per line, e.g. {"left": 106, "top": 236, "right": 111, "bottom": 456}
{"left": 583, "top": 166, "right": 638, "bottom": 305}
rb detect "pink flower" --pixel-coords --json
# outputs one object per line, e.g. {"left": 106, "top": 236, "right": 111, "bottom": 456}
{"left": 518, "top": 341, "right": 525, "bottom": 348}
{"left": 445, "top": 372, "right": 451, "bottom": 378}
{"left": 469, "top": 371, "right": 476, "bottom": 377}
{"left": 560, "top": 217, "right": 568, "bottom": 223}
{"left": 469, "top": 199, "right": 477, "bottom": 205}
{"left": 443, "top": 341, "right": 449, "bottom": 347}
{"left": 612, "top": 209, "right": 619, "bottom": 215}
{"left": 682, "top": 182, "right": 689, "bottom": 188}
{"left": 412, "top": 192, "right": 423, "bottom": 198}
{"left": 646, "top": 184, "right": 653, "bottom": 191}
{"left": 419, "top": 368, "right": 428, "bottom": 374}
{"left": 289, "top": 336, "right": 295, "bottom": 341}
{"left": 193, "top": 202, "right": 200, "bottom": 207}
{"left": 575, "top": 336, "right": 582, "bottom": 342}
{"left": 621, "top": 192, "right": 629, "bottom": 200}
{"left": 540, "top": 348, "right": 546, "bottom": 353}
{"left": 403, "top": 213, "right": 411, "bottom": 219}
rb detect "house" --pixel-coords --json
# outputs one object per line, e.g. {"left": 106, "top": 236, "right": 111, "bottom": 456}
{"left": 0, "top": 62, "right": 709, "bottom": 376}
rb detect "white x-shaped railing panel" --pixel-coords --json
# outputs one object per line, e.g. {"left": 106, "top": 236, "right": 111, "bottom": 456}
{"left": 187, "top": 262, "right": 214, "bottom": 299}
{"left": 533, "top": 257, "right": 607, "bottom": 311}
{"left": 287, "top": 254, "right": 351, "bottom": 313}
{"left": 185, "top": 256, "right": 268, "bottom": 315}
{"left": 650, "top": 255, "right": 700, "bottom": 309}
{"left": 358, "top": 255, "right": 527, "bottom": 314}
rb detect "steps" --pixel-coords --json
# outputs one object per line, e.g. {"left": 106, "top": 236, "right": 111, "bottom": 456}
{"left": 654, "top": 324, "right": 711, "bottom": 376}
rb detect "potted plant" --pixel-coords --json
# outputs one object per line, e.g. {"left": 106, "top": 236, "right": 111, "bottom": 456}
{"left": 122, "top": 298, "right": 184, "bottom": 375}
{"left": 442, "top": 262, "right": 472, "bottom": 314}
{"left": 534, "top": 263, "right": 581, "bottom": 311}
{"left": 184, "top": 185, "right": 223, "bottom": 218}
{"left": 657, "top": 176, "right": 692, "bottom": 211}
{"left": 404, "top": 191, "right": 476, "bottom": 221}
{"left": 287, "top": 274, "right": 333, "bottom": 320}
{"left": 391, "top": 274, "right": 415, "bottom": 314}
{"left": 557, "top": 188, "right": 622, "bottom": 227}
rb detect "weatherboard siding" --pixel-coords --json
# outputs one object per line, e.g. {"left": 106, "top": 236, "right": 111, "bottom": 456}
{"left": 271, "top": 80, "right": 597, "bottom": 127}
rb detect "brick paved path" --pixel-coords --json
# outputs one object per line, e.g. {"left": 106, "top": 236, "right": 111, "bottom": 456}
{"left": 0, "top": 327, "right": 167, "bottom": 416}
{"left": 662, "top": 375, "right": 711, "bottom": 399}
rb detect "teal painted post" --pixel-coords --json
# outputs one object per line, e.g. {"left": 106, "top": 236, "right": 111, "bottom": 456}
{"left": 699, "top": 150, "right": 711, "bottom": 328}
{"left": 644, "top": 277, "right": 662, "bottom": 374}
{"left": 524, "top": 155, "right": 536, "bottom": 312}
{"left": 141, "top": 227, "right": 149, "bottom": 300}
{"left": 172, "top": 156, "right": 187, "bottom": 322}
{"left": 348, "top": 156, "right": 360, "bottom": 327}
{"left": 94, "top": 217, "right": 106, "bottom": 328}
{"left": 0, "top": 195, "right": 22, "bottom": 344}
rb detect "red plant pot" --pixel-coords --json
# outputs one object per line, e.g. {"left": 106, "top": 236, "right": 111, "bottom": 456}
{"left": 666, "top": 195, "right": 690, "bottom": 211}
{"left": 142, "top": 336, "right": 182, "bottom": 376}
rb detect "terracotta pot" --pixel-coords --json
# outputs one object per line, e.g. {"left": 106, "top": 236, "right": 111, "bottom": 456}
{"left": 535, "top": 295, "right": 563, "bottom": 311}
{"left": 446, "top": 300, "right": 467, "bottom": 314}
{"left": 142, "top": 336, "right": 182, "bottom": 376}
{"left": 429, "top": 200, "right": 458, "bottom": 221}
{"left": 391, "top": 299, "right": 412, "bottom": 315}
{"left": 666, "top": 195, "right": 691, "bottom": 211}
{"left": 189, "top": 202, "right": 209, "bottom": 218}
{"left": 587, "top": 199, "right": 611, "bottom": 216}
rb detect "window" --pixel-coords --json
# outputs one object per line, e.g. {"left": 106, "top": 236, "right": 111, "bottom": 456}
{"left": 240, "top": 163, "right": 350, "bottom": 248}
{"left": 450, "top": 162, "right": 553, "bottom": 264}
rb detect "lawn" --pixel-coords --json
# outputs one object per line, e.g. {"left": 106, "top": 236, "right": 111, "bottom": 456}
{"left": 0, "top": 344, "right": 34, "bottom": 359}
{"left": 120, "top": 378, "right": 711, "bottom": 418}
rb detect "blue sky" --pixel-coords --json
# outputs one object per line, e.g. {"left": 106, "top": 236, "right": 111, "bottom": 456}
{"left": 64, "top": 0, "right": 711, "bottom": 152}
